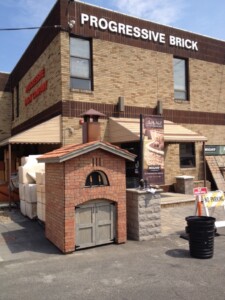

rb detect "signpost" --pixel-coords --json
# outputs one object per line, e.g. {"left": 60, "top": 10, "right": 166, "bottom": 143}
{"left": 193, "top": 187, "right": 208, "bottom": 216}
{"left": 194, "top": 187, "right": 225, "bottom": 228}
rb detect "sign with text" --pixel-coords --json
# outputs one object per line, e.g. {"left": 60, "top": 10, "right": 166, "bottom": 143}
{"left": 24, "top": 68, "right": 48, "bottom": 106}
{"left": 143, "top": 115, "right": 164, "bottom": 185}
{"left": 193, "top": 187, "right": 208, "bottom": 195}
{"left": 202, "top": 190, "right": 225, "bottom": 208}
{"left": 204, "top": 145, "right": 225, "bottom": 156}
{"left": 81, "top": 13, "right": 198, "bottom": 52}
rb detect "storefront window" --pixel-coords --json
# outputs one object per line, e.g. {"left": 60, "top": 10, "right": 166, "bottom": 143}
{"left": 70, "top": 37, "right": 92, "bottom": 90}
{"left": 180, "top": 143, "right": 195, "bottom": 168}
{"left": 173, "top": 57, "right": 188, "bottom": 100}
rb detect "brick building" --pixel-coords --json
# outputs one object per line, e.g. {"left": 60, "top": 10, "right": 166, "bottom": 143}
{"left": 0, "top": 0, "right": 225, "bottom": 190}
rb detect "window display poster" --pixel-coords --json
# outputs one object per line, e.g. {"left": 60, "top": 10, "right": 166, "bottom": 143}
{"left": 143, "top": 115, "right": 165, "bottom": 185}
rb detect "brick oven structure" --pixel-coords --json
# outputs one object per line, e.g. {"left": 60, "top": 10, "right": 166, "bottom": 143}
{"left": 38, "top": 141, "right": 136, "bottom": 253}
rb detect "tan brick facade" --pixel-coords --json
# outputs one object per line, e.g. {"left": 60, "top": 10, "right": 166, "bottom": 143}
{"left": 60, "top": 34, "right": 225, "bottom": 114}
{"left": 164, "top": 142, "right": 203, "bottom": 186}
{"left": 9, "top": 31, "right": 225, "bottom": 143}
{"left": 0, "top": 91, "right": 11, "bottom": 140}
{"left": 1, "top": 1, "right": 225, "bottom": 191}
{"left": 45, "top": 149, "right": 127, "bottom": 253}
{"left": 11, "top": 34, "right": 62, "bottom": 129}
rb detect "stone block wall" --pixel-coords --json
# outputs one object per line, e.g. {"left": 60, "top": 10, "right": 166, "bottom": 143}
{"left": 174, "top": 176, "right": 194, "bottom": 194}
{"left": 126, "top": 189, "right": 161, "bottom": 241}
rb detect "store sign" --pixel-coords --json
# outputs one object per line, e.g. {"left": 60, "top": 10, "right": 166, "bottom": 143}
{"left": 80, "top": 13, "right": 198, "bottom": 51}
{"left": 204, "top": 145, "right": 225, "bottom": 156}
{"left": 143, "top": 115, "right": 164, "bottom": 185}
{"left": 24, "top": 68, "right": 48, "bottom": 106}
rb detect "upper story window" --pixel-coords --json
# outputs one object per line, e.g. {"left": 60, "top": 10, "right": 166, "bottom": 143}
{"left": 180, "top": 143, "right": 195, "bottom": 168}
{"left": 173, "top": 57, "right": 189, "bottom": 101}
{"left": 70, "top": 37, "right": 92, "bottom": 91}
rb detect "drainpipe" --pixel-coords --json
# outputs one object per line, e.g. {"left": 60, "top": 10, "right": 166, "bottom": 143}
{"left": 203, "top": 141, "right": 206, "bottom": 187}
{"left": 8, "top": 143, "right": 12, "bottom": 210}
{"left": 139, "top": 114, "right": 144, "bottom": 182}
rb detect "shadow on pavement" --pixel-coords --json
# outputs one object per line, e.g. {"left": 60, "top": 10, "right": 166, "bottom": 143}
{"left": 0, "top": 209, "right": 61, "bottom": 256}
{"left": 165, "top": 248, "right": 190, "bottom": 258}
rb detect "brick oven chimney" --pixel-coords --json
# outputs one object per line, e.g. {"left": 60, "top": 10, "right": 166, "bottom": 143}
{"left": 80, "top": 109, "right": 106, "bottom": 143}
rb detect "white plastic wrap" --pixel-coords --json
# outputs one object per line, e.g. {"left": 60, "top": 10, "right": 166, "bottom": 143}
{"left": 19, "top": 183, "right": 26, "bottom": 201}
{"left": 25, "top": 202, "right": 37, "bottom": 219}
{"left": 24, "top": 184, "right": 37, "bottom": 203}
{"left": 20, "top": 199, "right": 26, "bottom": 216}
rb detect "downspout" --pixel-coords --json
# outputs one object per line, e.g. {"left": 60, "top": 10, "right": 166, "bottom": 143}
{"left": 8, "top": 143, "right": 12, "bottom": 210}
{"left": 203, "top": 141, "right": 206, "bottom": 187}
{"left": 139, "top": 114, "right": 144, "bottom": 182}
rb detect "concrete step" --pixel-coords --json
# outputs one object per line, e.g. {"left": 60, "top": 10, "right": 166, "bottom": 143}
{"left": 161, "top": 192, "right": 195, "bottom": 208}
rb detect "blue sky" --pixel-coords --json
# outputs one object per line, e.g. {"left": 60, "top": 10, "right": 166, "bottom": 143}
{"left": 0, "top": 0, "right": 225, "bottom": 73}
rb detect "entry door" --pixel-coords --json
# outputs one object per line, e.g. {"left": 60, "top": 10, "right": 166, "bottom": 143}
{"left": 75, "top": 201, "right": 115, "bottom": 249}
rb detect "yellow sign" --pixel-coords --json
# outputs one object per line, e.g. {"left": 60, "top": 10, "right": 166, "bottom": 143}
{"left": 202, "top": 191, "right": 225, "bottom": 208}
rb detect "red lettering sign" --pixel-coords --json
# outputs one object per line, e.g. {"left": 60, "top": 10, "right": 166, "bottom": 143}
{"left": 193, "top": 187, "right": 208, "bottom": 195}
{"left": 25, "top": 68, "right": 45, "bottom": 93}
{"left": 24, "top": 80, "right": 48, "bottom": 106}
{"left": 24, "top": 68, "right": 48, "bottom": 106}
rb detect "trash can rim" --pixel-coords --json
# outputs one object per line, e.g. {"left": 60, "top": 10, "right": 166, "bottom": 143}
{"left": 185, "top": 216, "right": 216, "bottom": 222}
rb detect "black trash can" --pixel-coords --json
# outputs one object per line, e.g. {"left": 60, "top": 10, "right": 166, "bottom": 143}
{"left": 186, "top": 216, "right": 216, "bottom": 259}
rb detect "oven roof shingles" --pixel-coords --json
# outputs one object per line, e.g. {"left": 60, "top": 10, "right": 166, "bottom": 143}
{"left": 37, "top": 141, "right": 136, "bottom": 163}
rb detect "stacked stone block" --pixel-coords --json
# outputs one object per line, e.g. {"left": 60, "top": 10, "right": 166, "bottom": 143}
{"left": 126, "top": 189, "right": 161, "bottom": 241}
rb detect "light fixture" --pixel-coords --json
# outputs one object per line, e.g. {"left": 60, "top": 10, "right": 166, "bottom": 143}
{"left": 118, "top": 96, "right": 125, "bottom": 112}
{"left": 68, "top": 20, "right": 76, "bottom": 29}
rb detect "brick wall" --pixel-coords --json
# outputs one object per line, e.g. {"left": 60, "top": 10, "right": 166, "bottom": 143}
{"left": 10, "top": 31, "right": 225, "bottom": 144}
{"left": 0, "top": 91, "right": 11, "bottom": 141}
{"left": 11, "top": 34, "right": 62, "bottom": 129}
{"left": 45, "top": 149, "right": 127, "bottom": 253}
{"left": 60, "top": 34, "right": 225, "bottom": 114}
{"left": 164, "top": 142, "right": 203, "bottom": 186}
{"left": 45, "top": 163, "right": 65, "bottom": 252}
{"left": 61, "top": 117, "right": 108, "bottom": 146}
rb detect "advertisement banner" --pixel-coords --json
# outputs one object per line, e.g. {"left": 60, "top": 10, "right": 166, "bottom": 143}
{"left": 143, "top": 116, "right": 164, "bottom": 185}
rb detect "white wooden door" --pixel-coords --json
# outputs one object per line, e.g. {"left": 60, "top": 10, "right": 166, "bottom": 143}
{"left": 75, "top": 200, "right": 115, "bottom": 249}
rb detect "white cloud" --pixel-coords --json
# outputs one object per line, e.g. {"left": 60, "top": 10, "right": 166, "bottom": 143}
{"left": 114, "top": 0, "right": 187, "bottom": 25}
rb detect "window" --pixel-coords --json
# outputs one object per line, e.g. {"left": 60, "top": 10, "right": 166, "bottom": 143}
{"left": 12, "top": 90, "right": 14, "bottom": 121}
{"left": 85, "top": 171, "right": 109, "bottom": 187}
{"left": 180, "top": 143, "right": 195, "bottom": 168}
{"left": 70, "top": 37, "right": 92, "bottom": 90}
{"left": 16, "top": 84, "right": 19, "bottom": 118}
{"left": 173, "top": 57, "right": 188, "bottom": 100}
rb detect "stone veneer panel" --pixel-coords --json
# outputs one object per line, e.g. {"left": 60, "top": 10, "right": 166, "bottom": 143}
{"left": 126, "top": 189, "right": 161, "bottom": 241}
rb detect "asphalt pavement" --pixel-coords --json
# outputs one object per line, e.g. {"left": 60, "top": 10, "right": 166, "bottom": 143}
{"left": 0, "top": 204, "right": 225, "bottom": 299}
